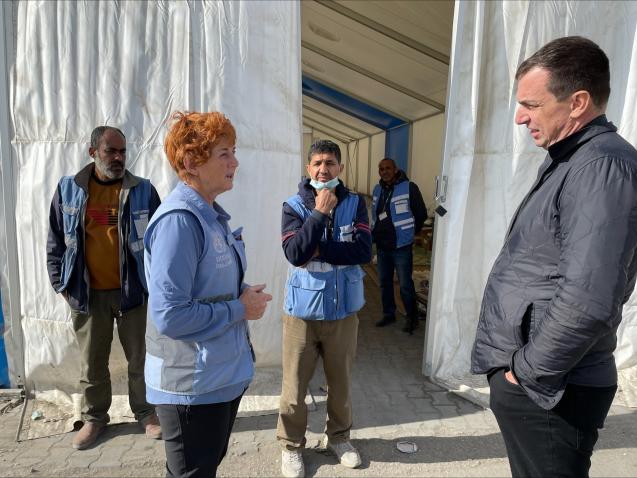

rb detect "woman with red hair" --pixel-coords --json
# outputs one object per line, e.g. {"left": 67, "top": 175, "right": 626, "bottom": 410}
{"left": 143, "top": 111, "right": 272, "bottom": 477}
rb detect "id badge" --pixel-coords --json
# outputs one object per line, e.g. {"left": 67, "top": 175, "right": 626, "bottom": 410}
{"left": 378, "top": 212, "right": 388, "bottom": 221}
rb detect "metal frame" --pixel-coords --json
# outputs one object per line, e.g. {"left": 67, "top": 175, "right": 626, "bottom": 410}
{"left": 302, "top": 41, "right": 445, "bottom": 112}
{"left": 315, "top": 0, "right": 450, "bottom": 66}
{"left": 303, "top": 122, "right": 352, "bottom": 144}
{"left": 303, "top": 72, "right": 411, "bottom": 123}
{"left": 303, "top": 102, "right": 375, "bottom": 137}
{"left": 303, "top": 111, "right": 366, "bottom": 140}
{"left": 0, "top": 1, "right": 24, "bottom": 390}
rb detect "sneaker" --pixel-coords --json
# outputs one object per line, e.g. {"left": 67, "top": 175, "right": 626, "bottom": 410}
{"left": 281, "top": 449, "right": 305, "bottom": 478}
{"left": 140, "top": 413, "right": 162, "bottom": 440}
{"left": 375, "top": 316, "right": 396, "bottom": 327}
{"left": 72, "top": 421, "right": 105, "bottom": 450}
{"left": 324, "top": 437, "right": 362, "bottom": 469}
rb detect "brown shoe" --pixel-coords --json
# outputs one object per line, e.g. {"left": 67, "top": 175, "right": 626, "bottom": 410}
{"left": 72, "top": 421, "right": 105, "bottom": 450}
{"left": 140, "top": 413, "right": 162, "bottom": 440}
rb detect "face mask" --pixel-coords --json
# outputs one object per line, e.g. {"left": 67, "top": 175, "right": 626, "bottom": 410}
{"left": 310, "top": 177, "right": 339, "bottom": 190}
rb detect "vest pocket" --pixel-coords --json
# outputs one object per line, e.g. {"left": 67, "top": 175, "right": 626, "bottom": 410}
{"left": 131, "top": 210, "right": 149, "bottom": 238}
{"left": 62, "top": 205, "right": 79, "bottom": 235}
{"left": 198, "top": 333, "right": 240, "bottom": 365}
{"left": 286, "top": 273, "right": 326, "bottom": 319}
{"left": 343, "top": 267, "right": 365, "bottom": 314}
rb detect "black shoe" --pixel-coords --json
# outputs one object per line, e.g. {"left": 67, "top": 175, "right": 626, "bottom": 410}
{"left": 375, "top": 316, "right": 396, "bottom": 327}
{"left": 402, "top": 318, "right": 418, "bottom": 334}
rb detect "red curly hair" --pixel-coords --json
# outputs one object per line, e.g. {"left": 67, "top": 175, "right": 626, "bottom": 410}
{"left": 164, "top": 111, "right": 237, "bottom": 181}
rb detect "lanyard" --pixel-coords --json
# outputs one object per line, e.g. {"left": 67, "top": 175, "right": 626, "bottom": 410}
{"left": 378, "top": 187, "right": 393, "bottom": 214}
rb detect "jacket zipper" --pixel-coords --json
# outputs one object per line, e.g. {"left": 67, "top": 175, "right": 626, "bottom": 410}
{"left": 81, "top": 195, "right": 90, "bottom": 313}
{"left": 118, "top": 188, "right": 130, "bottom": 314}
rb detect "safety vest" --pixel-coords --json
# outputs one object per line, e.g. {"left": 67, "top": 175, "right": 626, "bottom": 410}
{"left": 284, "top": 193, "right": 366, "bottom": 321}
{"left": 58, "top": 176, "right": 151, "bottom": 291}
{"left": 144, "top": 183, "right": 253, "bottom": 396}
{"left": 371, "top": 180, "right": 415, "bottom": 248}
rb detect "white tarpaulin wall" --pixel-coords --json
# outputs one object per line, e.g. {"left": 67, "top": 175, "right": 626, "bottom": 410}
{"left": 426, "top": 0, "right": 637, "bottom": 407}
{"left": 0, "top": 1, "right": 300, "bottom": 407}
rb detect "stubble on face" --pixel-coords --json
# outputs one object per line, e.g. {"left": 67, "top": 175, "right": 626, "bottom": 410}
{"left": 92, "top": 129, "right": 126, "bottom": 181}
{"left": 94, "top": 151, "right": 125, "bottom": 180}
{"left": 307, "top": 153, "right": 342, "bottom": 182}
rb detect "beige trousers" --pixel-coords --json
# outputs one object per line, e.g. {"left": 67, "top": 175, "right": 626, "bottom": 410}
{"left": 276, "top": 313, "right": 358, "bottom": 450}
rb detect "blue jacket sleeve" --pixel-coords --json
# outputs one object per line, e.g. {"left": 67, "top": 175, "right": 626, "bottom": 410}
{"left": 146, "top": 211, "right": 246, "bottom": 342}
{"left": 318, "top": 195, "right": 372, "bottom": 265}
{"left": 281, "top": 203, "right": 328, "bottom": 267}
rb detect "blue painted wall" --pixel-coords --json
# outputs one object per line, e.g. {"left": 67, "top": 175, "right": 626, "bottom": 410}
{"left": 302, "top": 76, "right": 404, "bottom": 130}
{"left": 385, "top": 124, "right": 410, "bottom": 173}
{"left": 0, "top": 292, "right": 8, "bottom": 388}
{"left": 301, "top": 75, "right": 411, "bottom": 179}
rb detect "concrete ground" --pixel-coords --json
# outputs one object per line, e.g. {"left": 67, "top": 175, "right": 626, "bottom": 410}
{"left": 1, "top": 276, "right": 636, "bottom": 477}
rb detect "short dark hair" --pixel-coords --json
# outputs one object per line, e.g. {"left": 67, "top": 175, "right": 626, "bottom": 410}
{"left": 379, "top": 157, "right": 396, "bottom": 167}
{"left": 307, "top": 139, "right": 341, "bottom": 164}
{"left": 516, "top": 36, "right": 610, "bottom": 108}
{"left": 90, "top": 126, "right": 126, "bottom": 149}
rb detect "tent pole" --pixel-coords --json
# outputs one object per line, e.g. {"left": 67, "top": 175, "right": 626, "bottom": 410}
{"left": 0, "top": 2, "right": 25, "bottom": 389}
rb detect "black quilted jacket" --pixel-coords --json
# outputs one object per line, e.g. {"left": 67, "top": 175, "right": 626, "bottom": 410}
{"left": 471, "top": 115, "right": 637, "bottom": 410}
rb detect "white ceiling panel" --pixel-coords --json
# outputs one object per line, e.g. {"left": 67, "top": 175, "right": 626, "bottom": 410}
{"left": 337, "top": 0, "right": 453, "bottom": 58}
{"left": 302, "top": 49, "right": 441, "bottom": 120}
{"left": 303, "top": 119, "right": 355, "bottom": 143}
{"left": 303, "top": 110, "right": 367, "bottom": 139}
{"left": 302, "top": 2, "right": 449, "bottom": 105}
{"left": 301, "top": 0, "right": 453, "bottom": 131}
{"left": 302, "top": 96, "right": 383, "bottom": 135}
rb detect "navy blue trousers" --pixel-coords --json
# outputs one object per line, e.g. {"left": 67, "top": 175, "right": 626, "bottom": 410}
{"left": 377, "top": 245, "right": 418, "bottom": 319}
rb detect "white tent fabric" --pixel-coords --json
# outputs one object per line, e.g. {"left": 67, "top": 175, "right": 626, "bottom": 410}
{"left": 426, "top": 0, "right": 637, "bottom": 407}
{"left": 0, "top": 1, "right": 300, "bottom": 407}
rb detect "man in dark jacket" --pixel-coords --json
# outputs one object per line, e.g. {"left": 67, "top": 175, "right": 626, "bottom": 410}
{"left": 471, "top": 37, "right": 637, "bottom": 477}
{"left": 47, "top": 126, "right": 162, "bottom": 449}
{"left": 372, "top": 158, "right": 427, "bottom": 334}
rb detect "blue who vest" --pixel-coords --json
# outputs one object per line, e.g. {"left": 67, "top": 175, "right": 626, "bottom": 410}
{"left": 371, "top": 180, "right": 415, "bottom": 248}
{"left": 144, "top": 183, "right": 253, "bottom": 400}
{"left": 58, "top": 176, "right": 151, "bottom": 292}
{"left": 284, "top": 193, "right": 366, "bottom": 321}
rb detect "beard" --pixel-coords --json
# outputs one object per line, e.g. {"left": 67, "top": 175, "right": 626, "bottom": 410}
{"left": 94, "top": 154, "right": 125, "bottom": 180}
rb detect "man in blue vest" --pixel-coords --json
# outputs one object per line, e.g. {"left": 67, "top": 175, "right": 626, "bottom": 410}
{"left": 277, "top": 139, "right": 372, "bottom": 478}
{"left": 372, "top": 157, "right": 427, "bottom": 334}
{"left": 46, "top": 126, "right": 162, "bottom": 450}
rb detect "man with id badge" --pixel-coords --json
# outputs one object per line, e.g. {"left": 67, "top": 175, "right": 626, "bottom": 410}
{"left": 277, "top": 139, "right": 371, "bottom": 478}
{"left": 372, "top": 158, "right": 427, "bottom": 334}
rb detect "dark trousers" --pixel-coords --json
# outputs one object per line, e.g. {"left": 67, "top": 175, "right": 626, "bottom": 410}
{"left": 489, "top": 369, "right": 616, "bottom": 478}
{"left": 71, "top": 289, "right": 154, "bottom": 423}
{"left": 156, "top": 394, "right": 243, "bottom": 478}
{"left": 377, "top": 245, "right": 418, "bottom": 319}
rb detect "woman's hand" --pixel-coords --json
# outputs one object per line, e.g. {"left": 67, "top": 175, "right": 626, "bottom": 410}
{"left": 240, "top": 284, "right": 273, "bottom": 320}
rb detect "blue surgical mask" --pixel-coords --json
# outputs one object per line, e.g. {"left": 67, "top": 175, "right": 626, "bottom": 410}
{"left": 310, "top": 177, "right": 339, "bottom": 190}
